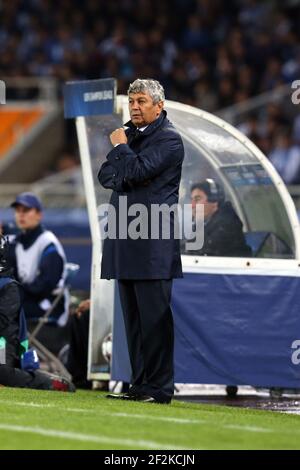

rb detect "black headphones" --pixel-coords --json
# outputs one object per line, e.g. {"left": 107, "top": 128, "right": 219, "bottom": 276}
{"left": 205, "top": 178, "right": 225, "bottom": 203}
{"left": 191, "top": 178, "right": 225, "bottom": 204}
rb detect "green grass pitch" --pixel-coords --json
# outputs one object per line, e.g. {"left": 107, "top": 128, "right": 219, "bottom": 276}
{"left": 0, "top": 388, "right": 300, "bottom": 450}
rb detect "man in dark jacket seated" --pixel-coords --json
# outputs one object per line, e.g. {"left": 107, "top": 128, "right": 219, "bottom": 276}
{"left": 185, "top": 179, "right": 251, "bottom": 257}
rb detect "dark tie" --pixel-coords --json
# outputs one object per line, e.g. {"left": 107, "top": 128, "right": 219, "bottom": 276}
{"left": 134, "top": 128, "right": 142, "bottom": 138}
{"left": 128, "top": 128, "right": 141, "bottom": 145}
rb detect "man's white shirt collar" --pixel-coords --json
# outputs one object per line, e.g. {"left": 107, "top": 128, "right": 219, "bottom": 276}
{"left": 114, "top": 125, "right": 148, "bottom": 147}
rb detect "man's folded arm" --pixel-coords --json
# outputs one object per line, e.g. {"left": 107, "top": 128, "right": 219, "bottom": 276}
{"left": 97, "top": 161, "right": 128, "bottom": 192}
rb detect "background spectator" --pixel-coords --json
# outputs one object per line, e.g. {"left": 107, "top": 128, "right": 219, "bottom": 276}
{"left": 1, "top": 0, "right": 300, "bottom": 181}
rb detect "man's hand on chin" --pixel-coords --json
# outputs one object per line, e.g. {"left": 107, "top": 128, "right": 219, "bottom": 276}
{"left": 110, "top": 128, "right": 128, "bottom": 146}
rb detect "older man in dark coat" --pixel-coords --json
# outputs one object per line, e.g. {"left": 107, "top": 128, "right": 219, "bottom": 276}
{"left": 98, "top": 79, "right": 184, "bottom": 403}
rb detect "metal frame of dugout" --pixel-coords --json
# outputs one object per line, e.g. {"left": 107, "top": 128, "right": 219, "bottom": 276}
{"left": 67, "top": 81, "right": 300, "bottom": 390}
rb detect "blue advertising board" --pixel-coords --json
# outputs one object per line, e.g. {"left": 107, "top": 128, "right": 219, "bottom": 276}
{"left": 112, "top": 272, "right": 300, "bottom": 388}
{"left": 64, "top": 78, "right": 116, "bottom": 118}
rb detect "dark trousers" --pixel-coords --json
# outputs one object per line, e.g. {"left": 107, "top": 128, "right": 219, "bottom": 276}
{"left": 118, "top": 279, "right": 174, "bottom": 403}
{"left": 1, "top": 310, "right": 20, "bottom": 368}
{"left": 0, "top": 281, "right": 22, "bottom": 368}
{"left": 66, "top": 311, "right": 90, "bottom": 388}
{"left": 0, "top": 365, "right": 57, "bottom": 390}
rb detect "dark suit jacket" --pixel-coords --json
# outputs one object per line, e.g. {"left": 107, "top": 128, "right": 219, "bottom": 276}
{"left": 98, "top": 110, "right": 185, "bottom": 279}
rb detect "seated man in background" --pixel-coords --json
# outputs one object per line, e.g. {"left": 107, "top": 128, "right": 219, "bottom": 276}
{"left": 9, "top": 192, "right": 68, "bottom": 326}
{"left": 0, "top": 235, "right": 74, "bottom": 391}
{"left": 185, "top": 179, "right": 251, "bottom": 257}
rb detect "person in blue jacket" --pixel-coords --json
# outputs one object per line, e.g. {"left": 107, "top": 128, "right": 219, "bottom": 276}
{"left": 9, "top": 192, "right": 68, "bottom": 326}
{"left": 98, "top": 78, "right": 185, "bottom": 404}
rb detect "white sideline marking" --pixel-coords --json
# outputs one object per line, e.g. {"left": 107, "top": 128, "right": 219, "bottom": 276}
{"left": 225, "top": 424, "right": 272, "bottom": 433}
{"left": 0, "top": 400, "right": 204, "bottom": 422}
{"left": 0, "top": 400, "right": 94, "bottom": 414}
{"left": 0, "top": 424, "right": 186, "bottom": 450}
{"left": 112, "top": 413, "right": 275, "bottom": 434}
{"left": 114, "top": 412, "right": 206, "bottom": 424}
{"left": 2, "top": 399, "right": 298, "bottom": 436}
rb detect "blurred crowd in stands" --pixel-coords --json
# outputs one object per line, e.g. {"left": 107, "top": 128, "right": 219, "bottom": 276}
{"left": 1, "top": 0, "right": 300, "bottom": 183}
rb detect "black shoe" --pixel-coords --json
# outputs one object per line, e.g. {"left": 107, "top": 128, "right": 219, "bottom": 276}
{"left": 106, "top": 391, "right": 139, "bottom": 400}
{"left": 132, "top": 395, "right": 157, "bottom": 403}
{"left": 106, "top": 392, "right": 171, "bottom": 404}
{"left": 125, "top": 394, "right": 171, "bottom": 404}
{"left": 106, "top": 393, "right": 127, "bottom": 400}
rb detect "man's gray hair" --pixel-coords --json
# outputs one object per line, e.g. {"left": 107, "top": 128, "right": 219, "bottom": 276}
{"left": 128, "top": 79, "right": 165, "bottom": 104}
